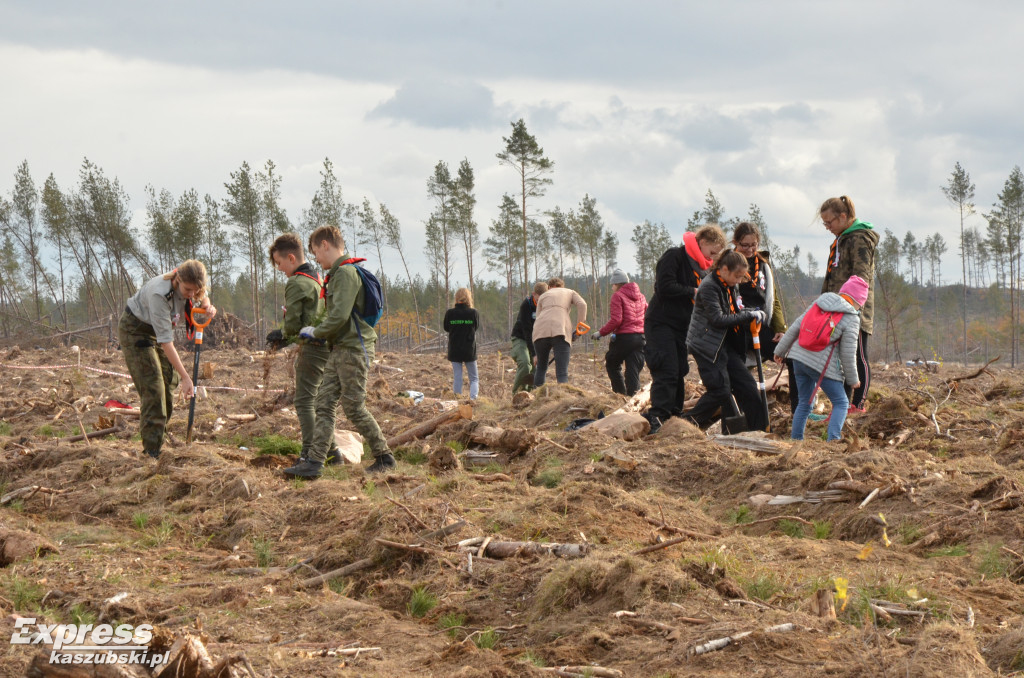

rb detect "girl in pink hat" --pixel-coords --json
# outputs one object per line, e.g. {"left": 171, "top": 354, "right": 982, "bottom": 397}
{"left": 773, "top": 275, "right": 868, "bottom": 441}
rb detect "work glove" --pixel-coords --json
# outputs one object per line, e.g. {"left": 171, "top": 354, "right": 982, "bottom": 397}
{"left": 748, "top": 310, "right": 767, "bottom": 325}
{"left": 299, "top": 326, "right": 318, "bottom": 341}
{"left": 265, "top": 329, "right": 285, "bottom": 350}
{"left": 590, "top": 331, "right": 602, "bottom": 341}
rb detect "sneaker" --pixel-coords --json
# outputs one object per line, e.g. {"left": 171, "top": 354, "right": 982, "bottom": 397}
{"left": 646, "top": 415, "right": 662, "bottom": 435}
{"left": 366, "top": 453, "right": 396, "bottom": 474}
{"left": 284, "top": 459, "right": 323, "bottom": 478}
{"left": 848, "top": 405, "right": 867, "bottom": 414}
{"left": 325, "top": 447, "right": 342, "bottom": 466}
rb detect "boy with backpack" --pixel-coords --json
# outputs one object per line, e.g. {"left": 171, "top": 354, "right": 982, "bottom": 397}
{"left": 773, "top": 275, "right": 868, "bottom": 441}
{"left": 267, "top": 233, "right": 343, "bottom": 466}
{"left": 285, "top": 225, "right": 393, "bottom": 478}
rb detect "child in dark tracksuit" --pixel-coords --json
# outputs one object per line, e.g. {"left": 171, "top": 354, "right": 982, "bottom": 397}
{"left": 444, "top": 288, "right": 481, "bottom": 399}
{"left": 684, "top": 250, "right": 767, "bottom": 432}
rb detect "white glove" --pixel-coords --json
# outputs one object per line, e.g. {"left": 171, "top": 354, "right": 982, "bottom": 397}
{"left": 749, "top": 310, "right": 767, "bottom": 325}
{"left": 591, "top": 331, "right": 602, "bottom": 340}
{"left": 299, "top": 326, "right": 317, "bottom": 340}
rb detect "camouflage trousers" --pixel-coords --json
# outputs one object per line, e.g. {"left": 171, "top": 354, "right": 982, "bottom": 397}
{"left": 293, "top": 342, "right": 331, "bottom": 455}
{"left": 118, "top": 310, "right": 179, "bottom": 456}
{"left": 510, "top": 337, "right": 534, "bottom": 393}
{"left": 309, "top": 346, "right": 389, "bottom": 463}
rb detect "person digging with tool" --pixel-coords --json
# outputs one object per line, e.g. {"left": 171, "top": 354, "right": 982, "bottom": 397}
{"left": 285, "top": 225, "right": 394, "bottom": 479}
{"left": 683, "top": 250, "right": 767, "bottom": 432}
{"left": 119, "top": 260, "right": 217, "bottom": 460}
{"left": 532, "top": 277, "right": 588, "bottom": 387}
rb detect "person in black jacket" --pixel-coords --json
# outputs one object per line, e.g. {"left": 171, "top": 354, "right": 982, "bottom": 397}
{"left": 444, "top": 288, "right": 481, "bottom": 399}
{"left": 510, "top": 281, "right": 548, "bottom": 392}
{"left": 684, "top": 250, "right": 768, "bottom": 431}
{"left": 643, "top": 225, "right": 726, "bottom": 433}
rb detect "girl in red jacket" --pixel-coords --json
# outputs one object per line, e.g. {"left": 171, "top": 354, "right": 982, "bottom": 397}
{"left": 594, "top": 269, "right": 648, "bottom": 396}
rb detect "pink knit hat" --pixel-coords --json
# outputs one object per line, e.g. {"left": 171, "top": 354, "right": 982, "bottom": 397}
{"left": 839, "top": 275, "right": 869, "bottom": 307}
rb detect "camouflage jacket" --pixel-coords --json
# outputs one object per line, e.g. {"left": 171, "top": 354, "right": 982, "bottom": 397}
{"left": 821, "top": 220, "right": 878, "bottom": 335}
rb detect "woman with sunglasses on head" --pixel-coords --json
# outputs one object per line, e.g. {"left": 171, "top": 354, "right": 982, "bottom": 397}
{"left": 819, "top": 196, "right": 878, "bottom": 413}
{"left": 731, "top": 222, "right": 797, "bottom": 413}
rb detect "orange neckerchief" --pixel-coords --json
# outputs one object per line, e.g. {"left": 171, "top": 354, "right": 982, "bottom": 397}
{"left": 716, "top": 272, "right": 740, "bottom": 333}
{"left": 826, "top": 237, "right": 839, "bottom": 278}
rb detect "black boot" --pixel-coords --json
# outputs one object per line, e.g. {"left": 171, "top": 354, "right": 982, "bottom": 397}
{"left": 366, "top": 453, "right": 396, "bottom": 474}
{"left": 284, "top": 459, "right": 323, "bottom": 478}
{"left": 324, "top": 447, "right": 342, "bottom": 465}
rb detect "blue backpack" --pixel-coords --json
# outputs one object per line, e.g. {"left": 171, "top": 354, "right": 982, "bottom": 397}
{"left": 344, "top": 261, "right": 384, "bottom": 327}
{"left": 341, "top": 259, "right": 384, "bottom": 365}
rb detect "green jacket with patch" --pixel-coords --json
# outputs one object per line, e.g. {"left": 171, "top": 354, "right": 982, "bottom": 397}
{"left": 821, "top": 219, "right": 879, "bottom": 335}
{"left": 312, "top": 256, "right": 376, "bottom": 350}
{"left": 283, "top": 262, "right": 324, "bottom": 342}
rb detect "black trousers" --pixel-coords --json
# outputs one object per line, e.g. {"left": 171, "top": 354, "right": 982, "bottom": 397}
{"left": 688, "top": 344, "right": 767, "bottom": 432}
{"left": 846, "top": 330, "right": 870, "bottom": 408}
{"left": 645, "top": 322, "right": 689, "bottom": 420}
{"left": 605, "top": 333, "right": 645, "bottom": 396}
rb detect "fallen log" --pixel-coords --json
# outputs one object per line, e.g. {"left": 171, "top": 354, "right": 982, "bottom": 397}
{"left": 1, "top": 485, "right": 70, "bottom": 505}
{"left": 467, "top": 423, "right": 538, "bottom": 455}
{"left": 542, "top": 667, "right": 623, "bottom": 678}
{"left": 688, "top": 623, "right": 796, "bottom": 656}
{"left": 468, "top": 473, "right": 513, "bottom": 483}
{"left": 418, "top": 519, "right": 468, "bottom": 542}
{"left": 298, "top": 557, "right": 375, "bottom": 589}
{"left": 709, "top": 434, "right": 786, "bottom": 454}
{"left": 61, "top": 425, "right": 122, "bottom": 443}
{"left": 386, "top": 403, "right": 473, "bottom": 448}
{"left": 481, "top": 541, "right": 590, "bottom": 559}
{"left": 610, "top": 383, "right": 651, "bottom": 416}
{"left": 225, "top": 413, "right": 257, "bottom": 422}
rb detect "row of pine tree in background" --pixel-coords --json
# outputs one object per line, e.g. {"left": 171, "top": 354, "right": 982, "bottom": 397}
{"left": 0, "top": 121, "right": 1021, "bottom": 364}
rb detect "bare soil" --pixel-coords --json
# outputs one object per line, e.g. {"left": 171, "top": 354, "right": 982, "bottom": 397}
{"left": 1, "top": 341, "right": 1023, "bottom": 676}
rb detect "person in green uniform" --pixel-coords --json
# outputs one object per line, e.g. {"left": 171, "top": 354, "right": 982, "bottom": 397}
{"left": 284, "top": 225, "right": 394, "bottom": 478}
{"left": 268, "top": 233, "right": 340, "bottom": 465}
{"left": 119, "top": 260, "right": 216, "bottom": 459}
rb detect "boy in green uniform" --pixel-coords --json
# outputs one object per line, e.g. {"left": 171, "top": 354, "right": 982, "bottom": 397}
{"left": 284, "top": 225, "right": 394, "bottom": 478}
{"left": 268, "top": 233, "right": 339, "bottom": 465}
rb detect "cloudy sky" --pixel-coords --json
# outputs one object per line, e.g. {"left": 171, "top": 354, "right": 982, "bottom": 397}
{"left": 2, "top": 0, "right": 1022, "bottom": 285}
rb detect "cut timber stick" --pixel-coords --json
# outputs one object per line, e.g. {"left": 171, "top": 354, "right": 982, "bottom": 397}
{"left": 869, "top": 604, "right": 893, "bottom": 622}
{"left": 633, "top": 535, "right": 697, "bottom": 555}
{"left": 482, "top": 541, "right": 590, "bottom": 559}
{"left": 61, "top": 424, "right": 122, "bottom": 443}
{"left": 418, "top": 519, "right": 467, "bottom": 542}
{"left": 858, "top": 487, "right": 882, "bottom": 509}
{"left": 709, "top": 434, "right": 785, "bottom": 454}
{"left": 688, "top": 623, "right": 796, "bottom": 656}
{"left": 622, "top": 617, "right": 681, "bottom": 641}
{"left": 225, "top": 413, "right": 258, "bottom": 422}
{"left": 542, "top": 667, "right": 623, "bottom": 678}
{"left": 298, "top": 557, "right": 375, "bottom": 589}
{"left": 386, "top": 402, "right": 473, "bottom": 448}
{"left": 610, "top": 382, "right": 651, "bottom": 415}
{"left": 539, "top": 435, "right": 572, "bottom": 453}
{"left": 106, "top": 407, "right": 141, "bottom": 416}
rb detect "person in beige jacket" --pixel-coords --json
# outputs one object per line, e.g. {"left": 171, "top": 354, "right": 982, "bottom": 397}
{"left": 532, "top": 277, "right": 587, "bottom": 386}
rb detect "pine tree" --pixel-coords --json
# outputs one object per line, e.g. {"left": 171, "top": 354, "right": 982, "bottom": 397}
{"left": 496, "top": 119, "right": 553, "bottom": 293}
{"left": 942, "top": 162, "right": 976, "bottom": 364}
{"left": 452, "top": 159, "right": 479, "bottom": 296}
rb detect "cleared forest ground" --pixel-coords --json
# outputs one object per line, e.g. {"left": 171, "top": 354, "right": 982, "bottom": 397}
{"left": 1, "top": 342, "right": 1023, "bottom": 677}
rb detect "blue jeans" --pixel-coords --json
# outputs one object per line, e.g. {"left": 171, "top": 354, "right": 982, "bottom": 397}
{"left": 452, "top": 361, "right": 479, "bottom": 399}
{"left": 533, "top": 336, "right": 570, "bottom": 386}
{"left": 791, "top": 360, "right": 848, "bottom": 441}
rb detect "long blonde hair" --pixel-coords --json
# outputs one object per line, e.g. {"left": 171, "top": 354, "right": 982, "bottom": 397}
{"left": 164, "top": 260, "right": 209, "bottom": 300}
{"left": 454, "top": 287, "right": 473, "bottom": 307}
